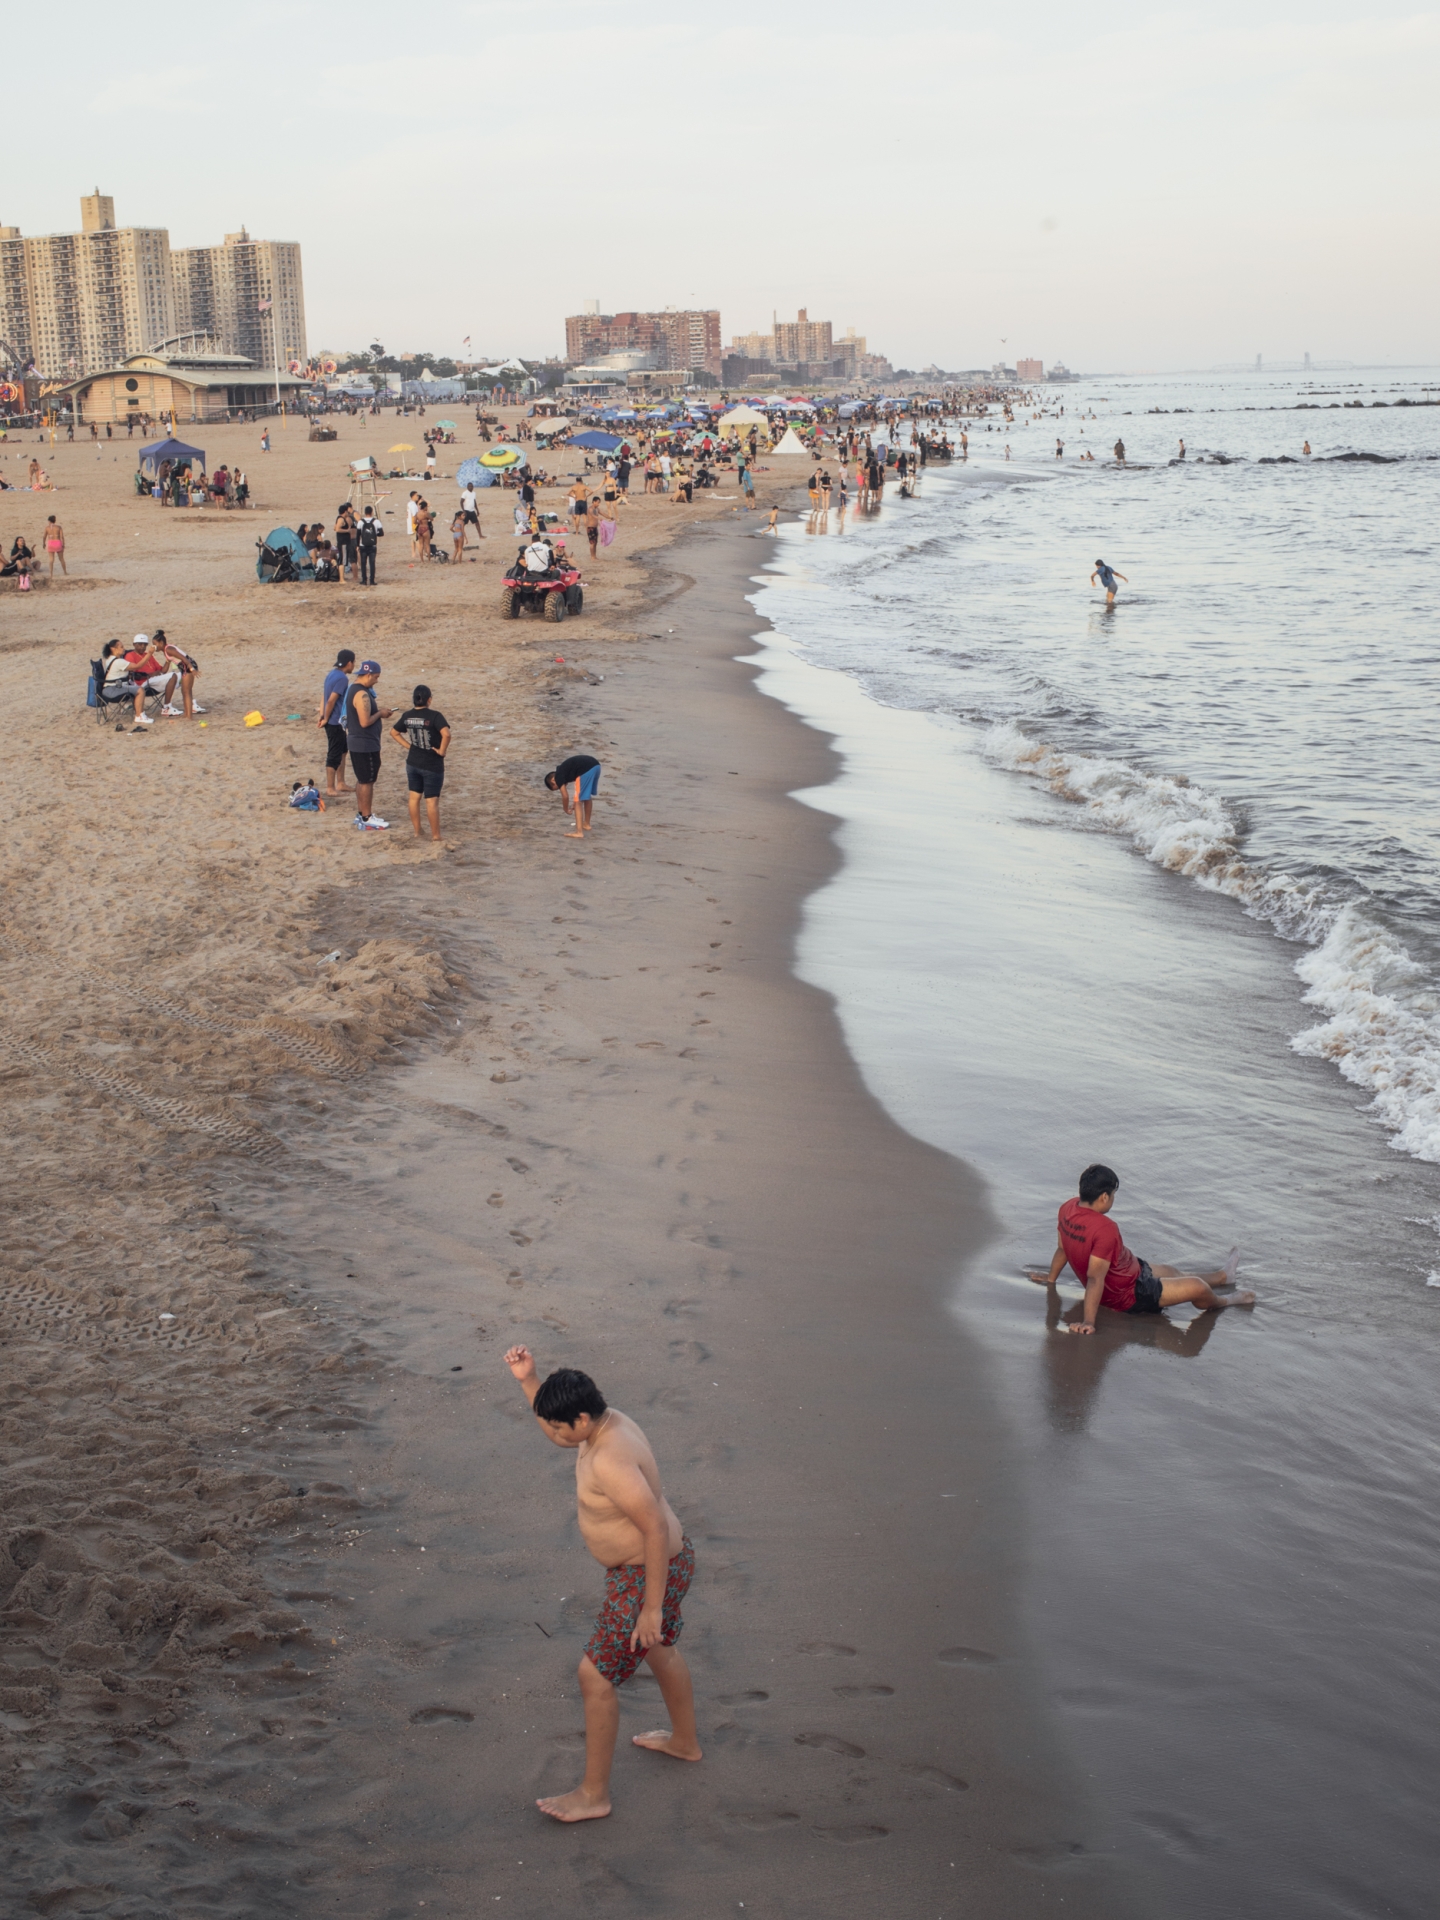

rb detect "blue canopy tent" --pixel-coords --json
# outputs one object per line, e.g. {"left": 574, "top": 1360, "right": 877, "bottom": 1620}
{"left": 566, "top": 430, "right": 623, "bottom": 452}
{"left": 456, "top": 456, "right": 497, "bottom": 488}
{"left": 255, "top": 526, "right": 316, "bottom": 583}
{"left": 139, "top": 436, "right": 206, "bottom": 473}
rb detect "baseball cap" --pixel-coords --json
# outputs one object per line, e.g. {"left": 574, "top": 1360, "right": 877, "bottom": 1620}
{"left": 358, "top": 659, "right": 382, "bottom": 675}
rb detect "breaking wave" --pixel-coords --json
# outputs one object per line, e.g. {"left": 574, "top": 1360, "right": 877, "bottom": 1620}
{"left": 983, "top": 720, "right": 1440, "bottom": 1163}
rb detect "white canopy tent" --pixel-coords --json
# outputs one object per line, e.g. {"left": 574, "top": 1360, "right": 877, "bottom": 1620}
{"left": 770, "top": 427, "right": 811, "bottom": 455}
{"left": 717, "top": 405, "right": 772, "bottom": 435}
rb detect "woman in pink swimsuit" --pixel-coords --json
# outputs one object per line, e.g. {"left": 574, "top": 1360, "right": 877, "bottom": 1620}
{"left": 44, "top": 516, "right": 65, "bottom": 576}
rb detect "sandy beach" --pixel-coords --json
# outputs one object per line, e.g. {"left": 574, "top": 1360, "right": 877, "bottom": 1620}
{"left": 1, "top": 421, "right": 1126, "bottom": 1916}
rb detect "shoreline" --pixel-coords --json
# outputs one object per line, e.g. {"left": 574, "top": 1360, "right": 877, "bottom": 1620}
{"left": 746, "top": 459, "right": 1440, "bottom": 1918}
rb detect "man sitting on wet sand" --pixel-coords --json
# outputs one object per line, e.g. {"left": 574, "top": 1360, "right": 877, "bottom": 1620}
{"left": 503, "top": 1347, "right": 700, "bottom": 1823}
{"left": 1030, "top": 1162, "right": 1253, "bottom": 1333}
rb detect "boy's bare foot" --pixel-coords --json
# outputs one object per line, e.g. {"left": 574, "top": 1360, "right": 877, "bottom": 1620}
{"left": 632, "top": 1729, "right": 703, "bottom": 1760}
{"left": 565, "top": 829, "right": 585, "bottom": 839}
{"left": 1221, "top": 1290, "right": 1256, "bottom": 1309}
{"left": 536, "top": 1786, "right": 611, "bottom": 1823}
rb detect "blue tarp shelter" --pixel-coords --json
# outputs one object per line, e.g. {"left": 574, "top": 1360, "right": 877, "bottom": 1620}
{"left": 256, "top": 526, "right": 316, "bottom": 583}
{"left": 140, "top": 437, "right": 206, "bottom": 472}
{"left": 566, "top": 430, "right": 622, "bottom": 452}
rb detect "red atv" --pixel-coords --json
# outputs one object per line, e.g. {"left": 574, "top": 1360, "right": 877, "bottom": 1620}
{"left": 500, "top": 557, "right": 584, "bottom": 622}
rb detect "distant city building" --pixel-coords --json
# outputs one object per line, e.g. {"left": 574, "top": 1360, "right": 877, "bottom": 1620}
{"left": 564, "top": 308, "right": 721, "bottom": 379}
{"left": 772, "top": 308, "right": 832, "bottom": 365}
{"left": 728, "top": 329, "right": 774, "bottom": 363}
{"left": 723, "top": 319, "right": 883, "bottom": 385}
{"left": 172, "top": 228, "right": 306, "bottom": 372}
{"left": 0, "top": 192, "right": 306, "bottom": 379}
{"left": 1016, "top": 357, "right": 1043, "bottom": 382}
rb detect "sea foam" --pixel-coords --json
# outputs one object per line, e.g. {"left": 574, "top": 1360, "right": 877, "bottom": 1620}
{"left": 983, "top": 721, "right": 1440, "bottom": 1163}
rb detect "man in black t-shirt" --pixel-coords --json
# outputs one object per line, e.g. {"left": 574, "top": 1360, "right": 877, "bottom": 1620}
{"left": 544, "top": 753, "right": 600, "bottom": 838}
{"left": 389, "top": 684, "right": 451, "bottom": 841}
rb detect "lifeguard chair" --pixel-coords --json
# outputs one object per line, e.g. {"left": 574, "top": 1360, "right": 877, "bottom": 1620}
{"left": 347, "top": 454, "right": 389, "bottom": 508}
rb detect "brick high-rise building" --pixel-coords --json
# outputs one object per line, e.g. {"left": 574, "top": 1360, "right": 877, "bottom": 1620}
{"left": 772, "top": 308, "right": 833, "bottom": 366}
{"left": 0, "top": 193, "right": 306, "bottom": 380}
{"left": 0, "top": 192, "right": 173, "bottom": 378}
{"left": 1016, "top": 358, "right": 1044, "bottom": 382}
{"left": 565, "top": 308, "right": 721, "bottom": 378}
{"left": 172, "top": 229, "right": 307, "bottom": 371}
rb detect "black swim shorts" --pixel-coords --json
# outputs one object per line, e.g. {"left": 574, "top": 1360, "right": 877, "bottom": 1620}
{"left": 407, "top": 764, "right": 444, "bottom": 798}
{"left": 350, "top": 749, "right": 381, "bottom": 784}
{"left": 1128, "top": 1260, "right": 1163, "bottom": 1315}
{"left": 325, "top": 722, "right": 348, "bottom": 769}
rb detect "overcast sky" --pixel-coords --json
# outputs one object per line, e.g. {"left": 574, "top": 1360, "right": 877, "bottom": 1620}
{"left": 5, "top": 0, "right": 1437, "bottom": 371}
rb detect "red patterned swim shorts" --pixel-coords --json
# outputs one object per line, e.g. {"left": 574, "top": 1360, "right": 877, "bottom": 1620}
{"left": 583, "top": 1535, "right": 695, "bottom": 1686}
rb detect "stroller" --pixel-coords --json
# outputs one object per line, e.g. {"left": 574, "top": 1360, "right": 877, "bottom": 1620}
{"left": 255, "top": 526, "right": 317, "bottom": 583}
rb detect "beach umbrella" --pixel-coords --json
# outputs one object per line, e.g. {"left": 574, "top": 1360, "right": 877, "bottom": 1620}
{"left": 567, "top": 430, "right": 623, "bottom": 452}
{"left": 436, "top": 419, "right": 457, "bottom": 430}
{"left": 389, "top": 442, "right": 413, "bottom": 452}
{"left": 479, "top": 446, "right": 522, "bottom": 468}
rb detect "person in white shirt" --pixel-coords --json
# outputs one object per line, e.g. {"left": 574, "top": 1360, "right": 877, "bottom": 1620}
{"left": 459, "top": 483, "right": 483, "bottom": 546}
{"left": 406, "top": 490, "right": 421, "bottom": 560}
{"left": 524, "top": 535, "right": 555, "bottom": 573}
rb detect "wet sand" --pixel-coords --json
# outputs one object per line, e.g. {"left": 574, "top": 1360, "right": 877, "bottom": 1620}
{"left": 2, "top": 429, "right": 1126, "bottom": 1915}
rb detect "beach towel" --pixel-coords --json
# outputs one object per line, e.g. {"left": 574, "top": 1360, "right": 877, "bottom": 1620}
{"left": 598, "top": 518, "right": 616, "bottom": 548}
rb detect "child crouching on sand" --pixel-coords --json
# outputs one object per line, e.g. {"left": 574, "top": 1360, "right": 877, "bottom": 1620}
{"left": 1030, "top": 1163, "right": 1253, "bottom": 1333}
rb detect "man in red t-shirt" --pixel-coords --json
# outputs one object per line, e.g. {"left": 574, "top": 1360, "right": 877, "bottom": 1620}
{"left": 1030, "top": 1163, "right": 1252, "bottom": 1334}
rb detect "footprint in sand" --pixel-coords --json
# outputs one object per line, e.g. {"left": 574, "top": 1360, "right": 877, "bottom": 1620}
{"left": 668, "top": 1339, "right": 711, "bottom": 1363}
{"left": 1133, "top": 1810, "right": 1209, "bottom": 1857}
{"left": 937, "top": 1646, "right": 997, "bottom": 1666}
{"left": 899, "top": 1763, "right": 969, "bottom": 1792}
{"left": 813, "top": 1823, "right": 889, "bottom": 1844}
{"left": 715, "top": 1690, "right": 769, "bottom": 1706}
{"left": 1012, "top": 1840, "right": 1087, "bottom": 1867}
{"left": 834, "top": 1684, "right": 894, "bottom": 1698}
{"left": 798, "top": 1641, "right": 856, "bottom": 1658}
{"left": 728, "top": 1808, "right": 799, "bottom": 1831}
{"left": 794, "top": 1732, "right": 865, "bottom": 1758}
{"left": 409, "top": 1706, "right": 474, "bottom": 1725}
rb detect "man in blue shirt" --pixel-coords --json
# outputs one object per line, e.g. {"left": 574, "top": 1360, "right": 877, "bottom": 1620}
{"left": 1091, "top": 558, "right": 1129, "bottom": 606}
{"left": 317, "top": 649, "right": 355, "bottom": 797}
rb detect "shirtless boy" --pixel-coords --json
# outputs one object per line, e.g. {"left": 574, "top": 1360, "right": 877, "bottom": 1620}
{"left": 503, "top": 1348, "right": 700, "bottom": 1822}
{"left": 1029, "top": 1162, "right": 1254, "bottom": 1333}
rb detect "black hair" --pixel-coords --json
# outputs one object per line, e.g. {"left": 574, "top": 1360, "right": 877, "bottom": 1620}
{"left": 412, "top": 684, "right": 431, "bottom": 705}
{"left": 544, "top": 771, "right": 558, "bottom": 790}
{"left": 1078, "top": 1163, "right": 1119, "bottom": 1205}
{"left": 336, "top": 648, "right": 355, "bottom": 667}
{"left": 533, "top": 1368, "right": 606, "bottom": 1426}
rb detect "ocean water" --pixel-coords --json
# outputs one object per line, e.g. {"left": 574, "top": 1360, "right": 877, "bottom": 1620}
{"left": 746, "top": 374, "right": 1440, "bottom": 1917}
